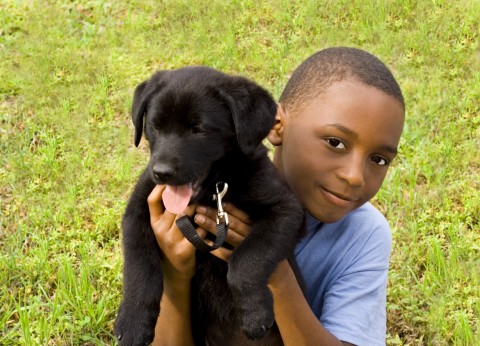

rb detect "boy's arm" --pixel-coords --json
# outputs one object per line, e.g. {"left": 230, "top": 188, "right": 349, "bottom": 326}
{"left": 269, "top": 260, "right": 353, "bottom": 346}
{"left": 148, "top": 185, "right": 201, "bottom": 346}
{"left": 152, "top": 276, "right": 195, "bottom": 346}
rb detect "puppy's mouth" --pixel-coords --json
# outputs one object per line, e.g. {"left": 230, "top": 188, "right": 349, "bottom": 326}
{"left": 162, "top": 171, "right": 208, "bottom": 214}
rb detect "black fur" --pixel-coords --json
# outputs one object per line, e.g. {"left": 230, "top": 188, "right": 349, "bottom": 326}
{"left": 114, "top": 66, "right": 304, "bottom": 345}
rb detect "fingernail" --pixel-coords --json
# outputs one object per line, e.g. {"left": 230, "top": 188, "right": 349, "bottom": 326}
{"left": 195, "top": 214, "right": 205, "bottom": 224}
{"left": 196, "top": 206, "right": 207, "bottom": 214}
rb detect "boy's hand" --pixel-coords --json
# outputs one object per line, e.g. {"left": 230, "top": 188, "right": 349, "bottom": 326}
{"left": 148, "top": 184, "right": 251, "bottom": 268}
{"left": 148, "top": 185, "right": 208, "bottom": 282}
{"left": 194, "top": 203, "right": 252, "bottom": 261}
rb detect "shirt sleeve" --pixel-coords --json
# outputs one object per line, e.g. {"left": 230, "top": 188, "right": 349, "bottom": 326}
{"left": 320, "top": 223, "right": 392, "bottom": 346}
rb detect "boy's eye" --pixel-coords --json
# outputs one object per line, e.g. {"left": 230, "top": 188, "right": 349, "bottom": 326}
{"left": 371, "top": 155, "right": 389, "bottom": 166}
{"left": 326, "top": 138, "right": 346, "bottom": 150}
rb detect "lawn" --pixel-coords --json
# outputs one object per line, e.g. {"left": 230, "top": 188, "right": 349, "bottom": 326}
{"left": 1, "top": 0, "right": 479, "bottom": 345}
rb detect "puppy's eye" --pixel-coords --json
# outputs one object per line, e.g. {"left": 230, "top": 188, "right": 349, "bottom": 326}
{"left": 192, "top": 126, "right": 206, "bottom": 134}
{"left": 151, "top": 119, "right": 163, "bottom": 131}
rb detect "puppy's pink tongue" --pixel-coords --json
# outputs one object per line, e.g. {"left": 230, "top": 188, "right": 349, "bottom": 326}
{"left": 163, "top": 184, "right": 193, "bottom": 214}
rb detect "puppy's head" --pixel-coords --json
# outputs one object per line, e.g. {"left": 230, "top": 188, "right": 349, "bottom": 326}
{"left": 131, "top": 66, "right": 277, "bottom": 210}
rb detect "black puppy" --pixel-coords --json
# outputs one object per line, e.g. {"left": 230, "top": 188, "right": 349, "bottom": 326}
{"left": 114, "top": 66, "right": 304, "bottom": 345}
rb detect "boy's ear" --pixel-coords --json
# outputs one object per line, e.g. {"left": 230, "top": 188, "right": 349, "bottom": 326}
{"left": 267, "top": 103, "right": 286, "bottom": 146}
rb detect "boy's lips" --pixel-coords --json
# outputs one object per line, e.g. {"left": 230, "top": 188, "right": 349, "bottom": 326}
{"left": 320, "top": 187, "right": 358, "bottom": 208}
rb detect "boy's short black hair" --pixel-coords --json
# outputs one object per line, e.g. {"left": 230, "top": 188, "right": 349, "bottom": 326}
{"left": 279, "top": 47, "right": 405, "bottom": 112}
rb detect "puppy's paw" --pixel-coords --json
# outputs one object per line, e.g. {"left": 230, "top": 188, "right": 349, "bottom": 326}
{"left": 114, "top": 308, "right": 156, "bottom": 346}
{"left": 227, "top": 270, "right": 276, "bottom": 340}
{"left": 241, "top": 306, "right": 275, "bottom": 340}
{"left": 237, "top": 290, "right": 275, "bottom": 340}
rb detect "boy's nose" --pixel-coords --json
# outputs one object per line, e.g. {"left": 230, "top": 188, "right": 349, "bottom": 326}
{"left": 338, "top": 161, "right": 365, "bottom": 187}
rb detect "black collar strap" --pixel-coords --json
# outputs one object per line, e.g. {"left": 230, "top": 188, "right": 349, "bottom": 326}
{"left": 176, "top": 216, "right": 228, "bottom": 252}
{"left": 176, "top": 182, "right": 229, "bottom": 252}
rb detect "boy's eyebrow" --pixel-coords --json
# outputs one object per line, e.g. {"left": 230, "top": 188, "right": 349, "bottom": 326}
{"left": 326, "top": 124, "right": 358, "bottom": 138}
{"left": 378, "top": 145, "right": 398, "bottom": 155}
{"left": 326, "top": 123, "right": 398, "bottom": 154}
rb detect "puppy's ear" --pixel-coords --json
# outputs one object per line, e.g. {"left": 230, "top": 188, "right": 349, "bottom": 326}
{"left": 218, "top": 80, "right": 277, "bottom": 156}
{"left": 131, "top": 72, "right": 167, "bottom": 147}
{"left": 131, "top": 80, "right": 149, "bottom": 147}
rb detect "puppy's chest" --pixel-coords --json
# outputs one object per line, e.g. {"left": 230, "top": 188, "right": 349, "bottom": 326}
{"left": 192, "top": 256, "right": 284, "bottom": 346}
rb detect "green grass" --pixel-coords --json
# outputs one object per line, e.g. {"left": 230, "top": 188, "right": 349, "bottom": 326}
{"left": 1, "top": 0, "right": 479, "bottom": 344}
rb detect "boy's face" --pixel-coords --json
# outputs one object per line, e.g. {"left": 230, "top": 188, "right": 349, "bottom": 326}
{"left": 269, "top": 80, "right": 404, "bottom": 223}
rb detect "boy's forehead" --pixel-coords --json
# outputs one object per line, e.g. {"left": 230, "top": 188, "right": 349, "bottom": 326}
{"left": 286, "top": 81, "right": 405, "bottom": 143}
{"left": 288, "top": 80, "right": 404, "bottom": 121}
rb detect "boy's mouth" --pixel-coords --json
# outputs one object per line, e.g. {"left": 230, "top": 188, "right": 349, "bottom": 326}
{"left": 320, "top": 187, "right": 358, "bottom": 208}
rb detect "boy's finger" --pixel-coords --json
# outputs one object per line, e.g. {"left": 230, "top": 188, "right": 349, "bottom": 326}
{"left": 175, "top": 205, "right": 197, "bottom": 220}
{"left": 224, "top": 214, "right": 251, "bottom": 239}
{"left": 194, "top": 212, "right": 217, "bottom": 234}
{"left": 161, "top": 210, "right": 177, "bottom": 226}
{"left": 224, "top": 202, "right": 251, "bottom": 224}
{"left": 176, "top": 226, "right": 208, "bottom": 252}
{"left": 195, "top": 206, "right": 250, "bottom": 242}
{"left": 196, "top": 227, "right": 208, "bottom": 239}
{"left": 147, "top": 185, "right": 166, "bottom": 220}
{"left": 211, "top": 247, "right": 233, "bottom": 262}
{"left": 225, "top": 229, "right": 245, "bottom": 247}
{"left": 195, "top": 205, "right": 217, "bottom": 222}
{"left": 167, "top": 205, "right": 197, "bottom": 242}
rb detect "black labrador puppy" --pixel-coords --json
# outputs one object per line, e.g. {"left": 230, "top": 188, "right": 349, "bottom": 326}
{"left": 114, "top": 66, "right": 304, "bottom": 345}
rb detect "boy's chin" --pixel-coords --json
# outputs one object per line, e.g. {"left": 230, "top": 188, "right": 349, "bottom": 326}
{"left": 308, "top": 206, "right": 353, "bottom": 224}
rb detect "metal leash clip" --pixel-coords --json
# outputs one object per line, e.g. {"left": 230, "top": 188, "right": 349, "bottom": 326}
{"left": 213, "top": 182, "right": 229, "bottom": 227}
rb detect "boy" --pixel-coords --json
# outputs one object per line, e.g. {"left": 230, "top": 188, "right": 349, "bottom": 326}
{"left": 148, "top": 47, "right": 405, "bottom": 345}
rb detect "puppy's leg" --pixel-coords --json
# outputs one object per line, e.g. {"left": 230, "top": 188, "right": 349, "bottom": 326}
{"left": 115, "top": 173, "right": 163, "bottom": 345}
{"left": 227, "top": 197, "right": 304, "bottom": 340}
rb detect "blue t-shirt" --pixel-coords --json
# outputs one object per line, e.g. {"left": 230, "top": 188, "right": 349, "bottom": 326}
{"left": 294, "top": 202, "right": 391, "bottom": 346}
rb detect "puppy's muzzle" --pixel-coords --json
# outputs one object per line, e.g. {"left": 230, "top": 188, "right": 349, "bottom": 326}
{"left": 152, "top": 163, "right": 175, "bottom": 182}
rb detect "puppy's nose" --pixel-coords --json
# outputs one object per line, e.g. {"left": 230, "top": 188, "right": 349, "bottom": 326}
{"left": 152, "top": 163, "right": 175, "bottom": 182}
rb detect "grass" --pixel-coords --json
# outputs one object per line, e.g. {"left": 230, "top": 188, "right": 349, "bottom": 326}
{"left": 1, "top": 0, "right": 479, "bottom": 344}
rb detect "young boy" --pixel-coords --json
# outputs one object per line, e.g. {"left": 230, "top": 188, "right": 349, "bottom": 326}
{"left": 148, "top": 47, "right": 405, "bottom": 345}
